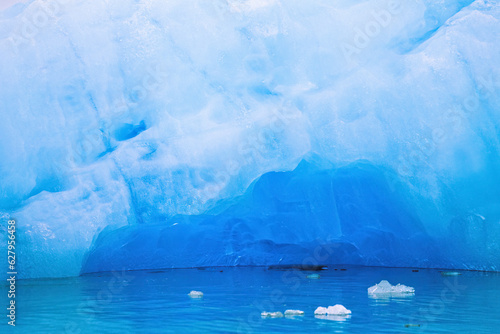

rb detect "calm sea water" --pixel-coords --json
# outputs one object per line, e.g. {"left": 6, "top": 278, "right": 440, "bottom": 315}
{"left": 1, "top": 266, "right": 499, "bottom": 333}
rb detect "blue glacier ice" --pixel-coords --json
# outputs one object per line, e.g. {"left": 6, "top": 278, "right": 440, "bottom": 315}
{"left": 0, "top": 0, "right": 499, "bottom": 278}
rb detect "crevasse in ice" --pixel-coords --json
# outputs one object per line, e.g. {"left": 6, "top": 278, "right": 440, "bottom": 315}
{"left": 0, "top": 0, "right": 499, "bottom": 278}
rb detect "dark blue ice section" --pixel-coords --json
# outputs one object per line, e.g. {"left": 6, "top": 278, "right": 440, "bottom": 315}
{"left": 82, "top": 160, "right": 439, "bottom": 273}
{"left": 114, "top": 120, "right": 147, "bottom": 141}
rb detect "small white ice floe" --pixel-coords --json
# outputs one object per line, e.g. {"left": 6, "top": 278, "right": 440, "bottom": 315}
{"left": 188, "top": 290, "right": 204, "bottom": 298}
{"left": 284, "top": 309, "right": 304, "bottom": 316}
{"left": 261, "top": 311, "right": 284, "bottom": 318}
{"left": 314, "top": 304, "right": 351, "bottom": 315}
{"left": 368, "top": 280, "right": 415, "bottom": 298}
{"left": 314, "top": 305, "right": 351, "bottom": 321}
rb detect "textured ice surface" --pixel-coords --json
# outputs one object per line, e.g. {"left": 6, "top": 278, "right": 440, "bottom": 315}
{"left": 1, "top": 0, "right": 500, "bottom": 278}
{"left": 368, "top": 280, "right": 415, "bottom": 297}
{"left": 314, "top": 305, "right": 352, "bottom": 315}
{"left": 81, "top": 161, "right": 441, "bottom": 273}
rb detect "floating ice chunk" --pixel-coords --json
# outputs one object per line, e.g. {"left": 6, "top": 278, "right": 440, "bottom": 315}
{"left": 284, "top": 309, "right": 304, "bottom": 316}
{"left": 314, "top": 304, "right": 351, "bottom": 315}
{"left": 314, "top": 307, "right": 328, "bottom": 315}
{"left": 441, "top": 271, "right": 461, "bottom": 276}
{"left": 306, "top": 274, "right": 320, "bottom": 279}
{"left": 314, "top": 306, "right": 328, "bottom": 315}
{"left": 188, "top": 290, "right": 204, "bottom": 298}
{"left": 261, "top": 311, "right": 284, "bottom": 318}
{"left": 368, "top": 280, "right": 415, "bottom": 298}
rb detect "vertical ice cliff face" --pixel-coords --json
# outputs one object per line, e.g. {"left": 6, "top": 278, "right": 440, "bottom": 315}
{"left": 0, "top": 0, "right": 499, "bottom": 278}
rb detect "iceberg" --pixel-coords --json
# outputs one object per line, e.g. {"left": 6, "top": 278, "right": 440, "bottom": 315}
{"left": 188, "top": 290, "right": 204, "bottom": 298}
{"left": 368, "top": 280, "right": 415, "bottom": 297}
{"left": 314, "top": 305, "right": 351, "bottom": 316}
{"left": 0, "top": 0, "right": 499, "bottom": 279}
{"left": 284, "top": 310, "right": 304, "bottom": 316}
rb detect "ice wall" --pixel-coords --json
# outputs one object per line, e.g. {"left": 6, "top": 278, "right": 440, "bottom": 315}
{"left": 0, "top": 0, "right": 499, "bottom": 278}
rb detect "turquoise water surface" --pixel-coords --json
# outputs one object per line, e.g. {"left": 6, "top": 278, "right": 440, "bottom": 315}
{"left": 2, "top": 266, "right": 499, "bottom": 333}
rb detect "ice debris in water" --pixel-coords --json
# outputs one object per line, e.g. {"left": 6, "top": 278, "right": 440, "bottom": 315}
{"left": 284, "top": 309, "right": 304, "bottom": 316}
{"left": 314, "top": 305, "right": 351, "bottom": 315}
{"left": 261, "top": 311, "right": 284, "bottom": 318}
{"left": 306, "top": 274, "right": 320, "bottom": 279}
{"left": 188, "top": 290, "right": 204, "bottom": 298}
{"left": 368, "top": 280, "right": 415, "bottom": 296}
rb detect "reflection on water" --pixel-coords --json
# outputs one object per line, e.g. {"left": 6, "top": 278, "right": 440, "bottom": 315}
{"left": 368, "top": 291, "right": 416, "bottom": 300}
{"left": 1, "top": 266, "right": 500, "bottom": 333}
{"left": 314, "top": 314, "right": 352, "bottom": 322}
